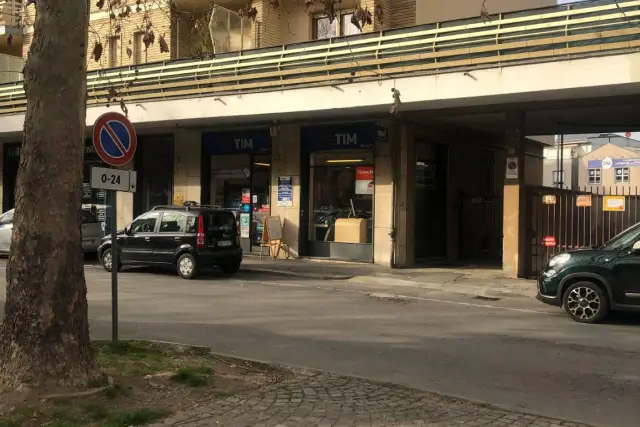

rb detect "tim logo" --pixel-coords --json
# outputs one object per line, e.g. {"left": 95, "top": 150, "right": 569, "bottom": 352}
{"left": 234, "top": 138, "right": 253, "bottom": 149}
{"left": 335, "top": 133, "right": 358, "bottom": 146}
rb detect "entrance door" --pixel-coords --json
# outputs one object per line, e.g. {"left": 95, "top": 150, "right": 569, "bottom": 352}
{"left": 134, "top": 136, "right": 174, "bottom": 215}
{"left": 414, "top": 141, "right": 448, "bottom": 260}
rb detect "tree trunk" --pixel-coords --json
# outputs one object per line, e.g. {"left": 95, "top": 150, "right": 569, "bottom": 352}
{"left": 0, "top": 0, "right": 101, "bottom": 388}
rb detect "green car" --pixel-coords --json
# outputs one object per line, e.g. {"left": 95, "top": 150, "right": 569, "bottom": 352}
{"left": 537, "top": 222, "right": 640, "bottom": 323}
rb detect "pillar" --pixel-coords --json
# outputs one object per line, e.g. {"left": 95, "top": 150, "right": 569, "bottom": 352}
{"left": 173, "top": 130, "right": 201, "bottom": 206}
{"left": 502, "top": 111, "right": 527, "bottom": 277}
{"left": 393, "top": 123, "right": 415, "bottom": 267}
{"left": 373, "top": 120, "right": 393, "bottom": 267}
{"left": 270, "top": 124, "right": 301, "bottom": 258}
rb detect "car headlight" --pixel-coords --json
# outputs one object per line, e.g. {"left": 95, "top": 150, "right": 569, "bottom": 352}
{"left": 548, "top": 253, "right": 571, "bottom": 268}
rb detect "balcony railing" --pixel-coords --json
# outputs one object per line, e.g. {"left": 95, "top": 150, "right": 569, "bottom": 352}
{"left": 0, "top": 0, "right": 20, "bottom": 27}
{"left": 1, "top": 0, "right": 640, "bottom": 115}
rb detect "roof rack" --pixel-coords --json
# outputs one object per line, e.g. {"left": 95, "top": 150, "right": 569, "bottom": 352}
{"left": 150, "top": 202, "right": 224, "bottom": 212}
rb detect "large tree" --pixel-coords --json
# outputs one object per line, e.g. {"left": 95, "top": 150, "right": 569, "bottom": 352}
{"left": 0, "top": 0, "right": 101, "bottom": 388}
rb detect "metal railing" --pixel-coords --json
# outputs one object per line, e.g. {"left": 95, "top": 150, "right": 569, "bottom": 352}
{"left": 2, "top": 0, "right": 640, "bottom": 114}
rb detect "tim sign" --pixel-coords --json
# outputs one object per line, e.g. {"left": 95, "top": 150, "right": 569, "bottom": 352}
{"left": 355, "top": 167, "right": 374, "bottom": 194}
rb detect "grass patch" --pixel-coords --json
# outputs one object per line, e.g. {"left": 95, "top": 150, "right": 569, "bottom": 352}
{"left": 0, "top": 340, "right": 282, "bottom": 427}
{"left": 170, "top": 367, "right": 212, "bottom": 388}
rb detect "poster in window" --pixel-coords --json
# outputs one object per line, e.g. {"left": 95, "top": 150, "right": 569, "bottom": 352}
{"left": 355, "top": 167, "right": 374, "bottom": 194}
{"left": 241, "top": 188, "right": 251, "bottom": 204}
{"left": 239, "top": 213, "right": 250, "bottom": 238}
{"left": 277, "top": 176, "right": 293, "bottom": 207}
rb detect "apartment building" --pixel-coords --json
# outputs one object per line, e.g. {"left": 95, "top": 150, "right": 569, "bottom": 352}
{"left": 0, "top": 0, "right": 560, "bottom": 271}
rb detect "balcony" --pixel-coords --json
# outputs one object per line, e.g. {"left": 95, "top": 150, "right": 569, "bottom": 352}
{"left": 1, "top": 0, "right": 640, "bottom": 115}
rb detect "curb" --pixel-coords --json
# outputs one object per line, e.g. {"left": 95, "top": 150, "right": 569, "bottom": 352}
{"left": 240, "top": 266, "right": 354, "bottom": 280}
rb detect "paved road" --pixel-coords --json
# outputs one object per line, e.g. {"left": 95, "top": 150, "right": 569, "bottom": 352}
{"left": 1, "top": 264, "right": 639, "bottom": 427}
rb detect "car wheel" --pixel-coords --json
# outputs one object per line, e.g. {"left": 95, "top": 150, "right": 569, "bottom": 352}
{"left": 219, "top": 261, "right": 241, "bottom": 276}
{"left": 101, "top": 248, "right": 121, "bottom": 273}
{"left": 177, "top": 253, "right": 198, "bottom": 280}
{"left": 562, "top": 281, "right": 610, "bottom": 324}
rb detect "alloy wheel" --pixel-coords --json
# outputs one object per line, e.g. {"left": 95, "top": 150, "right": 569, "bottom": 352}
{"left": 566, "top": 286, "right": 600, "bottom": 321}
{"left": 179, "top": 257, "right": 194, "bottom": 277}
{"left": 103, "top": 251, "right": 112, "bottom": 269}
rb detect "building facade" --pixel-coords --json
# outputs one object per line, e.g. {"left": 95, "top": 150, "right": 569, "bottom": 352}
{"left": 0, "top": 0, "right": 562, "bottom": 271}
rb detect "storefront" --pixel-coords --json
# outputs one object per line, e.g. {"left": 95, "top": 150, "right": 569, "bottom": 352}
{"left": 201, "top": 129, "right": 271, "bottom": 253}
{"left": 300, "top": 122, "right": 377, "bottom": 262}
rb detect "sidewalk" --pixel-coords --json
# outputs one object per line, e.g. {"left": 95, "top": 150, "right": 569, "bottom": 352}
{"left": 150, "top": 368, "right": 594, "bottom": 427}
{"left": 240, "top": 257, "right": 538, "bottom": 299}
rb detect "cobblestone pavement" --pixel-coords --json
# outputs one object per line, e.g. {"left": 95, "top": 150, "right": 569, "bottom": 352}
{"left": 150, "top": 371, "right": 596, "bottom": 427}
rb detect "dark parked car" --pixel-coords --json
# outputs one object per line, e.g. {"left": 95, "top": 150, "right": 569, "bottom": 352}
{"left": 97, "top": 202, "right": 242, "bottom": 279}
{"left": 537, "top": 222, "right": 640, "bottom": 323}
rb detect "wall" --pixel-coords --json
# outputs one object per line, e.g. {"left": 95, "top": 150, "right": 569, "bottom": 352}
{"left": 373, "top": 119, "right": 393, "bottom": 267}
{"left": 173, "top": 131, "right": 201, "bottom": 205}
{"left": 416, "top": 0, "right": 555, "bottom": 25}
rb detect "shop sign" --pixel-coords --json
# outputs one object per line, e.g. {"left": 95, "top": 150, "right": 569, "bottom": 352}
{"left": 241, "top": 188, "right": 251, "bottom": 204}
{"left": 355, "top": 167, "right": 374, "bottom": 194}
{"left": 277, "top": 176, "right": 293, "bottom": 207}
{"left": 542, "top": 236, "right": 556, "bottom": 247}
{"left": 302, "top": 123, "right": 377, "bottom": 151}
{"left": 603, "top": 195, "right": 626, "bottom": 212}
{"left": 203, "top": 130, "right": 271, "bottom": 155}
{"left": 239, "top": 213, "right": 250, "bottom": 238}
{"left": 576, "top": 195, "right": 592, "bottom": 207}
{"left": 542, "top": 195, "right": 556, "bottom": 205}
{"left": 589, "top": 157, "right": 640, "bottom": 169}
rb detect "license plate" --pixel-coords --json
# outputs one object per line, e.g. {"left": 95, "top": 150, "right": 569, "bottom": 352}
{"left": 217, "top": 240, "right": 232, "bottom": 247}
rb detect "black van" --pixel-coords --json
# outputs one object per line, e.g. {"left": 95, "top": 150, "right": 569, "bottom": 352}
{"left": 97, "top": 202, "right": 242, "bottom": 279}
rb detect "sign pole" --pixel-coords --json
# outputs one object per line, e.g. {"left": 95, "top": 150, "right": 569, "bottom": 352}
{"left": 91, "top": 111, "right": 138, "bottom": 345}
{"left": 111, "top": 190, "right": 118, "bottom": 343}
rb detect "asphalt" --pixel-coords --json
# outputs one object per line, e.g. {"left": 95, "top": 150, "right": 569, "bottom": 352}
{"left": 1, "top": 263, "right": 639, "bottom": 427}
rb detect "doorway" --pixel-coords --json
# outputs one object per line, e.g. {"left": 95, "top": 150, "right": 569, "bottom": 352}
{"left": 414, "top": 141, "right": 448, "bottom": 260}
{"left": 133, "top": 135, "right": 174, "bottom": 216}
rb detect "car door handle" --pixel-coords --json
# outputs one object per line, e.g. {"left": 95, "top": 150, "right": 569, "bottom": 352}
{"left": 144, "top": 237, "right": 151, "bottom": 241}
{"left": 174, "top": 237, "right": 181, "bottom": 241}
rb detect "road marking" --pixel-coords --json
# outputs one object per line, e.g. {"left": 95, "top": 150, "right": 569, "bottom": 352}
{"left": 228, "top": 279, "right": 559, "bottom": 316}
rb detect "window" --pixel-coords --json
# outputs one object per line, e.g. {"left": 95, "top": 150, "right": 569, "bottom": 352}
{"left": 130, "top": 212, "right": 159, "bottom": 233}
{"left": 588, "top": 168, "right": 601, "bottom": 185}
{"left": 159, "top": 212, "right": 186, "bottom": 233}
{"left": 309, "top": 151, "right": 374, "bottom": 244}
{"left": 108, "top": 36, "right": 120, "bottom": 68}
{"left": 313, "top": 12, "right": 361, "bottom": 39}
{"left": 133, "top": 32, "right": 145, "bottom": 65}
{"left": 615, "top": 167, "right": 630, "bottom": 183}
{"left": 552, "top": 170, "right": 565, "bottom": 186}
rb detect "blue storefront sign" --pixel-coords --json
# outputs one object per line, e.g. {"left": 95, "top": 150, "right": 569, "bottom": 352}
{"left": 203, "top": 129, "right": 271, "bottom": 155}
{"left": 588, "top": 158, "right": 640, "bottom": 168}
{"left": 302, "top": 122, "right": 377, "bottom": 151}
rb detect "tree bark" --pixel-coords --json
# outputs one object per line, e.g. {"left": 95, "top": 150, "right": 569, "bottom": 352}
{"left": 0, "top": 0, "right": 101, "bottom": 388}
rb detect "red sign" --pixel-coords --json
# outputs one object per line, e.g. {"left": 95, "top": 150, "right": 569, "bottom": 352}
{"left": 542, "top": 236, "right": 556, "bottom": 247}
{"left": 355, "top": 167, "right": 374, "bottom": 195}
{"left": 92, "top": 112, "right": 137, "bottom": 167}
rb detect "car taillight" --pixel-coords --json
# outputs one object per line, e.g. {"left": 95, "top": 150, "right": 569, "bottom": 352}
{"left": 196, "top": 214, "right": 205, "bottom": 248}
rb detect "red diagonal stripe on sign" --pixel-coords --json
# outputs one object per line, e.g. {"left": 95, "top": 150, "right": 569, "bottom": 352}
{"left": 103, "top": 122, "right": 128, "bottom": 156}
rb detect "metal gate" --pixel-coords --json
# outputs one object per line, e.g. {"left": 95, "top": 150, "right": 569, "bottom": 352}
{"left": 528, "top": 186, "right": 640, "bottom": 276}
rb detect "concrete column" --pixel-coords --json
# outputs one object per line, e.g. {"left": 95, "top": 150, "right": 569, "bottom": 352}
{"left": 502, "top": 111, "right": 527, "bottom": 278}
{"left": 173, "top": 130, "right": 201, "bottom": 205}
{"left": 270, "top": 124, "right": 301, "bottom": 258}
{"left": 373, "top": 121, "right": 393, "bottom": 267}
{"left": 446, "top": 140, "right": 460, "bottom": 261}
{"left": 393, "top": 123, "right": 415, "bottom": 267}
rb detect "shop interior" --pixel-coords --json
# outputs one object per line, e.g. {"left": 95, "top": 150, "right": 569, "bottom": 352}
{"left": 210, "top": 154, "right": 271, "bottom": 252}
{"left": 307, "top": 149, "right": 374, "bottom": 261}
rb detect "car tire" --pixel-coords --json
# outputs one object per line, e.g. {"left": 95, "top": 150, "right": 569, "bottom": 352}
{"left": 177, "top": 253, "right": 198, "bottom": 280}
{"left": 219, "top": 261, "right": 241, "bottom": 276}
{"left": 562, "top": 281, "right": 610, "bottom": 324}
{"left": 101, "top": 248, "right": 121, "bottom": 273}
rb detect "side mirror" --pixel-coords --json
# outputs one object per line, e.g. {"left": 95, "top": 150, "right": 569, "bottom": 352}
{"left": 632, "top": 241, "right": 640, "bottom": 252}
{"left": 124, "top": 225, "right": 131, "bottom": 235}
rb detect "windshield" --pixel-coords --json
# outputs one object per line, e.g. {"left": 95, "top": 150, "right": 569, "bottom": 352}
{"left": 602, "top": 222, "right": 640, "bottom": 250}
{"left": 0, "top": 209, "right": 14, "bottom": 224}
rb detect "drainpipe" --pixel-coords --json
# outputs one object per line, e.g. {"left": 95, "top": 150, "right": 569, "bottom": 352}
{"left": 390, "top": 119, "right": 398, "bottom": 268}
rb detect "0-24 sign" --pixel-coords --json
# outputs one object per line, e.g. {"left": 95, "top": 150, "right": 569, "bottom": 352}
{"left": 90, "top": 166, "right": 137, "bottom": 193}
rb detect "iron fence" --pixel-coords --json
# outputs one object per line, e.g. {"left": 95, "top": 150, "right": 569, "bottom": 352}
{"left": 528, "top": 185, "right": 640, "bottom": 276}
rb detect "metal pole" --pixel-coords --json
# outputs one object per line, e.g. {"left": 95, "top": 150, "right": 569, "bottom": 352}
{"left": 556, "top": 135, "right": 560, "bottom": 188}
{"left": 560, "top": 134, "right": 564, "bottom": 189}
{"left": 111, "top": 190, "right": 119, "bottom": 343}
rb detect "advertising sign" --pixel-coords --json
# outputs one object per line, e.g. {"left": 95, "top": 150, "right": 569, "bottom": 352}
{"left": 241, "top": 188, "right": 251, "bottom": 204}
{"left": 355, "top": 167, "right": 374, "bottom": 194}
{"left": 603, "top": 195, "right": 626, "bottom": 212}
{"left": 277, "top": 176, "right": 293, "bottom": 207}
{"left": 239, "top": 213, "right": 251, "bottom": 238}
{"left": 576, "top": 195, "right": 592, "bottom": 207}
